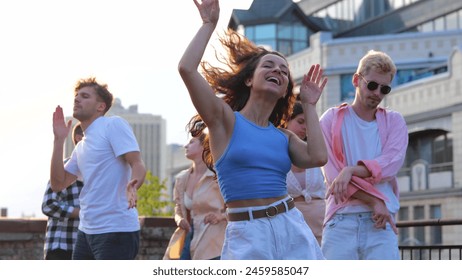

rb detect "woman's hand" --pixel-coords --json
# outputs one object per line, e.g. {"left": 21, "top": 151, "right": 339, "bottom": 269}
{"left": 179, "top": 219, "right": 192, "bottom": 232}
{"left": 299, "top": 64, "right": 327, "bottom": 105}
{"left": 193, "top": 0, "right": 220, "bottom": 26}
{"left": 204, "top": 212, "right": 222, "bottom": 224}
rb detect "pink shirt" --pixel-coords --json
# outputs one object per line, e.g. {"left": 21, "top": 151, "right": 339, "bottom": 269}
{"left": 320, "top": 103, "right": 408, "bottom": 224}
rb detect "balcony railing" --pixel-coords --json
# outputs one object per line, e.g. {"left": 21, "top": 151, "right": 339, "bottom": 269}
{"left": 397, "top": 219, "right": 462, "bottom": 260}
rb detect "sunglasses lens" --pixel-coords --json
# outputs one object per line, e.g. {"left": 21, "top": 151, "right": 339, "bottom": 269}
{"left": 381, "top": 86, "right": 391, "bottom": 95}
{"left": 366, "top": 80, "right": 391, "bottom": 95}
{"left": 366, "top": 81, "right": 379, "bottom": 91}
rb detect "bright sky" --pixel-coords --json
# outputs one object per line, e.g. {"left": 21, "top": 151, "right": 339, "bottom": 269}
{"left": 0, "top": 0, "right": 252, "bottom": 218}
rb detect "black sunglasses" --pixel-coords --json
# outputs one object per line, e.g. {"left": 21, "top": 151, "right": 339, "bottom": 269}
{"left": 358, "top": 74, "right": 392, "bottom": 95}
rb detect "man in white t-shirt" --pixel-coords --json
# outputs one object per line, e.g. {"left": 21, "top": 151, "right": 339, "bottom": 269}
{"left": 320, "top": 50, "right": 408, "bottom": 260}
{"left": 50, "top": 77, "right": 146, "bottom": 259}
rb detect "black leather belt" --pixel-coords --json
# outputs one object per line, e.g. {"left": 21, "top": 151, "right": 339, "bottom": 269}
{"left": 227, "top": 197, "right": 295, "bottom": 221}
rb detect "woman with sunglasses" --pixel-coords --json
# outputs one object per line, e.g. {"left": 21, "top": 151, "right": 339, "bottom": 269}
{"left": 319, "top": 50, "right": 408, "bottom": 260}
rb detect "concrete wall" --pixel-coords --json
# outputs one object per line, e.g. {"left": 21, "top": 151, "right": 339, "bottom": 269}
{"left": 0, "top": 217, "right": 175, "bottom": 260}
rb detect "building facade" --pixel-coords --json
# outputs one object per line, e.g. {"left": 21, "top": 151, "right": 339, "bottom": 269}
{"left": 229, "top": 0, "right": 462, "bottom": 246}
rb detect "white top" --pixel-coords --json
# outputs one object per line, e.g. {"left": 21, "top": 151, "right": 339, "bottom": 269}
{"left": 339, "top": 107, "right": 399, "bottom": 214}
{"left": 287, "top": 167, "right": 326, "bottom": 202}
{"left": 184, "top": 193, "right": 193, "bottom": 210}
{"left": 65, "top": 116, "right": 141, "bottom": 234}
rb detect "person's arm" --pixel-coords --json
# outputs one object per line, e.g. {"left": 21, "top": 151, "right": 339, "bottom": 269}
{"left": 41, "top": 181, "right": 79, "bottom": 219}
{"left": 324, "top": 163, "right": 397, "bottom": 233}
{"left": 353, "top": 191, "right": 398, "bottom": 234}
{"left": 359, "top": 112, "right": 408, "bottom": 182}
{"left": 204, "top": 212, "right": 227, "bottom": 224}
{"left": 50, "top": 106, "right": 77, "bottom": 191}
{"left": 178, "top": 0, "right": 232, "bottom": 134}
{"left": 124, "top": 151, "right": 146, "bottom": 209}
{"left": 172, "top": 173, "right": 191, "bottom": 231}
{"left": 288, "top": 64, "right": 328, "bottom": 169}
{"left": 329, "top": 165, "right": 370, "bottom": 203}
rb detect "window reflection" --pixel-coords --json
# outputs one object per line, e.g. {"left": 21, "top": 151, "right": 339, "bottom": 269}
{"left": 245, "top": 23, "right": 308, "bottom": 56}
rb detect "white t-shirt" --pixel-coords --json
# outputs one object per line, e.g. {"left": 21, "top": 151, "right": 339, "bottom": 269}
{"left": 65, "top": 116, "right": 141, "bottom": 234}
{"left": 339, "top": 107, "right": 399, "bottom": 214}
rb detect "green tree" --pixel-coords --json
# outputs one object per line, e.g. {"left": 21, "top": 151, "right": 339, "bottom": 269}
{"left": 137, "top": 171, "right": 173, "bottom": 216}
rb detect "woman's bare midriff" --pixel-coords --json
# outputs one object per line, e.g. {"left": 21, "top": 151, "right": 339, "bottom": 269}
{"left": 226, "top": 194, "right": 287, "bottom": 208}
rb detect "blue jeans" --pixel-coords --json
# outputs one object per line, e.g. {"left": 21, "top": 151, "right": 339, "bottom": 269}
{"left": 321, "top": 212, "right": 399, "bottom": 260}
{"left": 73, "top": 230, "right": 140, "bottom": 260}
{"left": 180, "top": 224, "right": 193, "bottom": 260}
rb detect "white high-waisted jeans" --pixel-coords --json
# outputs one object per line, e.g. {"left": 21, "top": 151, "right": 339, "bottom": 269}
{"left": 222, "top": 196, "right": 325, "bottom": 260}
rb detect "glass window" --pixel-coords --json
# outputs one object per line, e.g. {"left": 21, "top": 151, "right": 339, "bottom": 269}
{"left": 345, "top": 0, "right": 355, "bottom": 22}
{"left": 293, "top": 25, "right": 307, "bottom": 40}
{"left": 244, "top": 22, "right": 309, "bottom": 56}
{"left": 278, "top": 40, "right": 292, "bottom": 57}
{"left": 399, "top": 206, "right": 409, "bottom": 220}
{"left": 293, "top": 41, "right": 308, "bottom": 54}
{"left": 432, "top": 133, "right": 453, "bottom": 164}
{"left": 419, "top": 138, "right": 432, "bottom": 164}
{"left": 339, "top": 0, "right": 348, "bottom": 20}
{"left": 395, "top": 69, "right": 416, "bottom": 85}
{"left": 404, "top": 140, "right": 419, "bottom": 168}
{"left": 396, "top": 66, "right": 448, "bottom": 87}
{"left": 245, "top": 26, "right": 255, "bottom": 41}
{"left": 278, "top": 24, "right": 292, "bottom": 40}
{"left": 255, "top": 39, "right": 276, "bottom": 51}
{"left": 430, "top": 205, "right": 441, "bottom": 219}
{"left": 414, "top": 205, "right": 425, "bottom": 219}
{"left": 399, "top": 207, "right": 410, "bottom": 244}
{"left": 414, "top": 206, "right": 425, "bottom": 245}
{"left": 255, "top": 24, "right": 276, "bottom": 40}
{"left": 340, "top": 74, "right": 355, "bottom": 102}
{"left": 434, "top": 17, "right": 445, "bottom": 31}
{"left": 404, "top": 129, "right": 453, "bottom": 188}
{"left": 459, "top": 10, "right": 462, "bottom": 29}
{"left": 418, "top": 21, "right": 433, "bottom": 32}
{"left": 446, "top": 12, "right": 458, "bottom": 30}
{"left": 430, "top": 205, "right": 442, "bottom": 244}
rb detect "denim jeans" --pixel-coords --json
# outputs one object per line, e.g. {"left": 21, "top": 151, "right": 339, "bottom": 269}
{"left": 222, "top": 197, "right": 324, "bottom": 260}
{"left": 73, "top": 230, "right": 140, "bottom": 260}
{"left": 45, "top": 249, "right": 73, "bottom": 260}
{"left": 180, "top": 223, "right": 193, "bottom": 260}
{"left": 321, "top": 212, "right": 399, "bottom": 260}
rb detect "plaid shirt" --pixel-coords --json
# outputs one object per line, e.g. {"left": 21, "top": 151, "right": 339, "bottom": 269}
{"left": 42, "top": 178, "right": 83, "bottom": 258}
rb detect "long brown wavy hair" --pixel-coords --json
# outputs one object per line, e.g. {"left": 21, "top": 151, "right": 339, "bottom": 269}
{"left": 187, "top": 29, "right": 296, "bottom": 173}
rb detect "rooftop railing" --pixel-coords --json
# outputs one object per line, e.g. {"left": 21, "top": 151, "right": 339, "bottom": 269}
{"left": 397, "top": 219, "right": 462, "bottom": 260}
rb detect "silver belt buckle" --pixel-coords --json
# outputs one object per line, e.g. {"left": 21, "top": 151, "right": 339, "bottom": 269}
{"left": 265, "top": 205, "right": 279, "bottom": 217}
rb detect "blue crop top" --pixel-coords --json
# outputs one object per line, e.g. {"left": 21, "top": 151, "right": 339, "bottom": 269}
{"left": 215, "top": 112, "right": 291, "bottom": 203}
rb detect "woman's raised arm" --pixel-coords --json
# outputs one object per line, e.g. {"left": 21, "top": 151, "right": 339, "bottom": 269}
{"left": 178, "top": 0, "right": 226, "bottom": 128}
